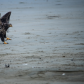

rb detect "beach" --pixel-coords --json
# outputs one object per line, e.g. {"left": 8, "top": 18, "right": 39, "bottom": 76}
{"left": 0, "top": 0, "right": 84, "bottom": 84}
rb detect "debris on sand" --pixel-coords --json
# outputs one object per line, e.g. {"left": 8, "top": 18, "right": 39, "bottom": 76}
{"left": 5, "top": 64, "right": 10, "bottom": 68}
{"left": 62, "top": 73, "right": 65, "bottom": 76}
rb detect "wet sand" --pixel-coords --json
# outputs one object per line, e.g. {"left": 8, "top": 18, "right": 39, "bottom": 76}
{"left": 0, "top": 0, "right": 84, "bottom": 84}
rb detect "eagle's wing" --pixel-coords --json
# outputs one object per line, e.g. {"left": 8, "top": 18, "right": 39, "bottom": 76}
{"left": 0, "top": 19, "right": 2, "bottom": 29}
{"left": 0, "top": 12, "right": 11, "bottom": 23}
{"left": 0, "top": 19, "right": 2, "bottom": 25}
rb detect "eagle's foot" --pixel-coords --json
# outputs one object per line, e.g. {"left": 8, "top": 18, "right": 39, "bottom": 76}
{"left": 4, "top": 42, "right": 8, "bottom": 44}
{"left": 6, "top": 37, "right": 11, "bottom": 40}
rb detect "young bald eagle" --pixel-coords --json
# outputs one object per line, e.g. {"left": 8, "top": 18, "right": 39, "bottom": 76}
{"left": 0, "top": 12, "right": 12, "bottom": 44}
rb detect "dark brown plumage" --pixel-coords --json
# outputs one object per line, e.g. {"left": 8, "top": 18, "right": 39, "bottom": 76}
{"left": 0, "top": 12, "right": 12, "bottom": 44}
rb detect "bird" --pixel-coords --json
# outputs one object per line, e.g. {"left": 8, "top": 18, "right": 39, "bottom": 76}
{"left": 0, "top": 11, "right": 12, "bottom": 44}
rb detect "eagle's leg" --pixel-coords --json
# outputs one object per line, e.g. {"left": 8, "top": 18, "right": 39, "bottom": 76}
{"left": 2, "top": 32, "right": 8, "bottom": 44}
{"left": 6, "top": 37, "right": 11, "bottom": 40}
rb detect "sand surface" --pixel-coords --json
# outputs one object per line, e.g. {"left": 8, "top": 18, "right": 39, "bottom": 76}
{"left": 0, "top": 0, "right": 84, "bottom": 84}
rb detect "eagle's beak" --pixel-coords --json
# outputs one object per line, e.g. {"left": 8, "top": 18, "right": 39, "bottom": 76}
{"left": 10, "top": 24, "right": 12, "bottom": 27}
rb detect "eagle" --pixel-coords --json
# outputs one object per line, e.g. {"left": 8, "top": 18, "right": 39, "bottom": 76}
{"left": 0, "top": 12, "right": 12, "bottom": 44}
